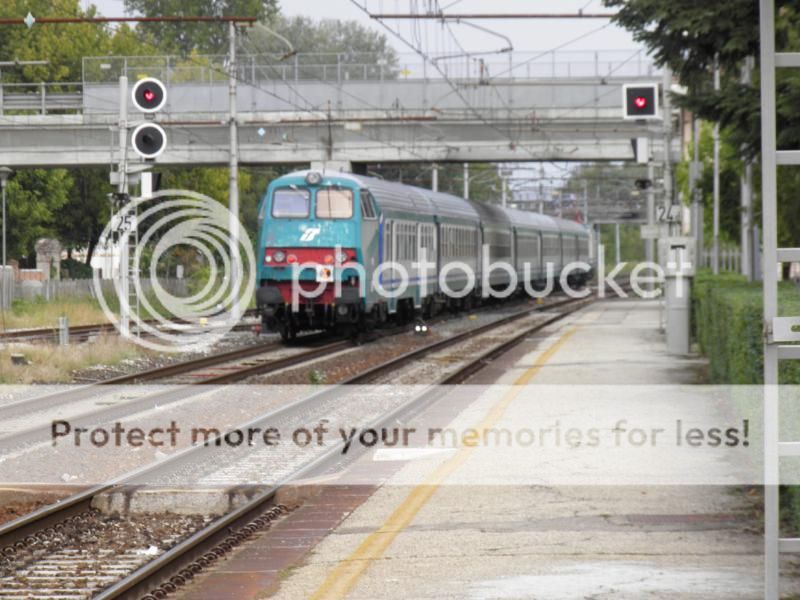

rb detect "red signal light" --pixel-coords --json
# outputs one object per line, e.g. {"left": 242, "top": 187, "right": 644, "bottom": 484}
{"left": 634, "top": 96, "right": 647, "bottom": 109}
{"left": 143, "top": 89, "right": 155, "bottom": 102}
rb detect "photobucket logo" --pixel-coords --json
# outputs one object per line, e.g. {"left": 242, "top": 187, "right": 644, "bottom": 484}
{"left": 93, "top": 190, "right": 256, "bottom": 352}
{"left": 282, "top": 244, "right": 694, "bottom": 310}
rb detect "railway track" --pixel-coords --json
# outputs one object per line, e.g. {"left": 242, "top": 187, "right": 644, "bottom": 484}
{"left": 0, "top": 310, "right": 259, "bottom": 344}
{"left": 0, "top": 291, "right": 594, "bottom": 600}
{"left": 0, "top": 335, "right": 352, "bottom": 450}
{"left": 0, "top": 294, "right": 558, "bottom": 447}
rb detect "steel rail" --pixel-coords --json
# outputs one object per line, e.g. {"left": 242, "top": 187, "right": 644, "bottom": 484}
{"left": 87, "top": 295, "right": 595, "bottom": 599}
{"left": 0, "top": 338, "right": 352, "bottom": 451}
{"left": 0, "top": 291, "right": 599, "bottom": 597}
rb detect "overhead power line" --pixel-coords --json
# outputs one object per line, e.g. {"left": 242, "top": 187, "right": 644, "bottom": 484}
{"left": 0, "top": 16, "right": 257, "bottom": 25}
{"left": 368, "top": 13, "right": 617, "bottom": 20}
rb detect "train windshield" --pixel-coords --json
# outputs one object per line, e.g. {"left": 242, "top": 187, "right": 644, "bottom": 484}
{"left": 316, "top": 188, "right": 353, "bottom": 219}
{"left": 272, "top": 188, "right": 310, "bottom": 218}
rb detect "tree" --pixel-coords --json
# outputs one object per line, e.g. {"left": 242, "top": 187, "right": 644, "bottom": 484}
{"left": 244, "top": 15, "right": 398, "bottom": 74}
{"left": 604, "top": 0, "right": 800, "bottom": 250}
{"left": 57, "top": 168, "right": 111, "bottom": 265}
{"left": 123, "top": 0, "right": 279, "bottom": 55}
{"left": 5, "top": 170, "right": 72, "bottom": 263}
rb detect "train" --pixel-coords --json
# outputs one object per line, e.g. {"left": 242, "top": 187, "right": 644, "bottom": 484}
{"left": 255, "top": 169, "right": 594, "bottom": 341}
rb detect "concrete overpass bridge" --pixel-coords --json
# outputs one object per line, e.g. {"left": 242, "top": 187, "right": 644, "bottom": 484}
{"left": 0, "top": 49, "right": 675, "bottom": 168}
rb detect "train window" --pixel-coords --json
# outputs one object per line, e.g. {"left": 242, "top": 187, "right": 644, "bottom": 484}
{"left": 272, "top": 188, "right": 310, "bottom": 218}
{"left": 360, "top": 190, "right": 376, "bottom": 219}
{"left": 317, "top": 188, "right": 353, "bottom": 219}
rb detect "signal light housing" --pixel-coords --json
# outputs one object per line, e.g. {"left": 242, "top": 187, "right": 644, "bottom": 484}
{"left": 623, "top": 83, "right": 659, "bottom": 120}
{"left": 132, "top": 77, "right": 167, "bottom": 113}
{"left": 131, "top": 122, "right": 167, "bottom": 159}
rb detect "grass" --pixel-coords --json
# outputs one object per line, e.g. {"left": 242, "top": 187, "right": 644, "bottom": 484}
{"left": 0, "top": 288, "right": 198, "bottom": 331}
{"left": 0, "top": 296, "right": 113, "bottom": 330}
{"left": 0, "top": 335, "right": 151, "bottom": 384}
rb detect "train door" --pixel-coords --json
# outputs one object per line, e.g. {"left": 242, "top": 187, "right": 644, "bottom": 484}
{"left": 477, "top": 224, "right": 485, "bottom": 292}
{"left": 359, "top": 190, "right": 379, "bottom": 313}
{"left": 382, "top": 219, "right": 396, "bottom": 314}
{"left": 359, "top": 189, "right": 379, "bottom": 272}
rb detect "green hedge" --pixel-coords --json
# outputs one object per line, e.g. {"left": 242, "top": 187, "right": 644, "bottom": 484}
{"left": 691, "top": 271, "right": 800, "bottom": 533}
{"left": 691, "top": 270, "right": 800, "bottom": 384}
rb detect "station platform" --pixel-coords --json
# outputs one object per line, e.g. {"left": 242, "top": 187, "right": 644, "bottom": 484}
{"left": 178, "top": 298, "right": 798, "bottom": 599}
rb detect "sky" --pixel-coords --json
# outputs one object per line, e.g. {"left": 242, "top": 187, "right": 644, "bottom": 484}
{"left": 88, "top": 0, "right": 641, "bottom": 55}
{"left": 85, "top": 0, "right": 644, "bottom": 186}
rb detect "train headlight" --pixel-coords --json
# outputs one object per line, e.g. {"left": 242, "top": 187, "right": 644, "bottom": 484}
{"left": 272, "top": 250, "right": 286, "bottom": 262}
{"left": 305, "top": 171, "right": 322, "bottom": 185}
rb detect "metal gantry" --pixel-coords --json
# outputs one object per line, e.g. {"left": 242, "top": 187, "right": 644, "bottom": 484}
{"left": 760, "top": 0, "right": 800, "bottom": 597}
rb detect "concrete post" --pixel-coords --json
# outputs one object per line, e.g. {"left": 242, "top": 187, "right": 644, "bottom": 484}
{"left": 690, "top": 117, "right": 703, "bottom": 263}
{"left": 463, "top": 163, "right": 469, "bottom": 199}
{"left": 118, "top": 75, "right": 129, "bottom": 338}
{"left": 741, "top": 57, "right": 754, "bottom": 280}
{"left": 228, "top": 21, "right": 241, "bottom": 321}
{"left": 712, "top": 55, "right": 721, "bottom": 275}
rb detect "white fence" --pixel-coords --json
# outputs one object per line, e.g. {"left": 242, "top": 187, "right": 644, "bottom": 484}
{"left": 700, "top": 246, "right": 742, "bottom": 273}
{"left": 0, "top": 275, "right": 187, "bottom": 309}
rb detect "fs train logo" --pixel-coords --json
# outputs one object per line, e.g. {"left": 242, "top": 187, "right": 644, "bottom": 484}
{"left": 299, "top": 227, "right": 321, "bottom": 242}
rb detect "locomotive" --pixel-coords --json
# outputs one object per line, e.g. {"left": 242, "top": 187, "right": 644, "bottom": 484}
{"left": 255, "top": 169, "right": 593, "bottom": 341}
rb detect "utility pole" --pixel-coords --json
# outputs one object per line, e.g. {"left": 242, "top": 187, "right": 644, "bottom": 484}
{"left": 741, "top": 56, "right": 754, "bottom": 280}
{"left": 662, "top": 66, "right": 675, "bottom": 234}
{"left": 431, "top": 164, "right": 438, "bottom": 192}
{"left": 463, "top": 163, "right": 469, "bottom": 199}
{"left": 583, "top": 181, "right": 588, "bottom": 223}
{"left": 501, "top": 176, "right": 508, "bottom": 207}
{"left": 712, "top": 54, "right": 721, "bottom": 275}
{"left": 691, "top": 117, "right": 703, "bottom": 264}
{"left": 645, "top": 158, "right": 655, "bottom": 266}
{"left": 117, "top": 75, "right": 130, "bottom": 338}
{"left": 228, "top": 20, "right": 240, "bottom": 320}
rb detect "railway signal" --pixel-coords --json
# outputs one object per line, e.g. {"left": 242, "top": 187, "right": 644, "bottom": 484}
{"left": 131, "top": 77, "right": 167, "bottom": 113}
{"left": 130, "top": 77, "right": 168, "bottom": 159}
{"left": 623, "top": 83, "right": 659, "bottom": 120}
{"left": 131, "top": 122, "right": 167, "bottom": 159}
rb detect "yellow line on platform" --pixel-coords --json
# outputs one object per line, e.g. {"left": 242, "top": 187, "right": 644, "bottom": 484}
{"left": 308, "top": 326, "right": 578, "bottom": 600}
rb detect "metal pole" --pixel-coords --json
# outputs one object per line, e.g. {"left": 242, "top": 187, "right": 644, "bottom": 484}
{"left": 463, "top": 163, "right": 469, "bottom": 199}
{"left": 615, "top": 222, "right": 621, "bottom": 265}
{"left": 759, "top": 1, "right": 779, "bottom": 598}
{"left": 741, "top": 56, "right": 755, "bottom": 280}
{"left": 228, "top": 21, "right": 240, "bottom": 321}
{"left": 691, "top": 117, "right": 703, "bottom": 261}
{"left": 1, "top": 180, "right": 5, "bottom": 271}
{"left": 583, "top": 182, "right": 588, "bottom": 223}
{"left": 662, "top": 66, "right": 678, "bottom": 241}
{"left": 645, "top": 160, "right": 655, "bottom": 266}
{"left": 432, "top": 164, "right": 438, "bottom": 192}
{"left": 501, "top": 176, "right": 507, "bottom": 207}
{"left": 118, "top": 75, "right": 129, "bottom": 338}
{"left": 712, "top": 55, "right": 721, "bottom": 275}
